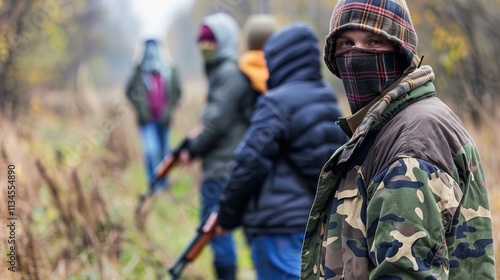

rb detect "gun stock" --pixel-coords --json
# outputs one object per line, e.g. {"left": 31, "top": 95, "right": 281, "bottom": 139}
{"left": 135, "top": 138, "right": 191, "bottom": 216}
{"left": 169, "top": 211, "right": 218, "bottom": 280}
{"left": 153, "top": 155, "right": 176, "bottom": 183}
{"left": 151, "top": 138, "right": 190, "bottom": 187}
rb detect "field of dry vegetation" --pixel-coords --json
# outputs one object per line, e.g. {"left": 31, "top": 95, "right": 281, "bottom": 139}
{"left": 0, "top": 79, "right": 254, "bottom": 280}
{"left": 0, "top": 79, "right": 498, "bottom": 279}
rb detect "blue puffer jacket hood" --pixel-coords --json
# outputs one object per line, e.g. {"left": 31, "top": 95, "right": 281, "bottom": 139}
{"left": 201, "top": 13, "right": 240, "bottom": 62}
{"left": 264, "top": 23, "right": 322, "bottom": 90}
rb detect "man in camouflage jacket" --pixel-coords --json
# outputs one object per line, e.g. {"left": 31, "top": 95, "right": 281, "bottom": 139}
{"left": 300, "top": 0, "right": 495, "bottom": 279}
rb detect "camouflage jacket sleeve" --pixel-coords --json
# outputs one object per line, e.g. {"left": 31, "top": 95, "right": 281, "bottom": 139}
{"left": 365, "top": 156, "right": 492, "bottom": 279}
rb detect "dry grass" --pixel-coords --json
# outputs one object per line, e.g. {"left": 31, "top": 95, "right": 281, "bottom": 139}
{"left": 0, "top": 106, "right": 126, "bottom": 280}
{"left": 0, "top": 76, "right": 255, "bottom": 280}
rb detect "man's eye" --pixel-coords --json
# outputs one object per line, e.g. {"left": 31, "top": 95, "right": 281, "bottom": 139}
{"left": 369, "top": 40, "right": 382, "bottom": 46}
{"left": 338, "top": 41, "right": 354, "bottom": 47}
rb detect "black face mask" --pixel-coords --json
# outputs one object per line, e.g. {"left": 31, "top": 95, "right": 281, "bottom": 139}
{"left": 335, "top": 47, "right": 407, "bottom": 114}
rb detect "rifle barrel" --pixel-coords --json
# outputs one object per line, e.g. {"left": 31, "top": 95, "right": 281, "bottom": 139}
{"left": 169, "top": 258, "right": 188, "bottom": 280}
{"left": 167, "top": 211, "right": 218, "bottom": 279}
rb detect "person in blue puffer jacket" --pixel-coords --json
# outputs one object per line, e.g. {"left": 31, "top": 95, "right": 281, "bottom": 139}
{"left": 216, "top": 23, "right": 349, "bottom": 280}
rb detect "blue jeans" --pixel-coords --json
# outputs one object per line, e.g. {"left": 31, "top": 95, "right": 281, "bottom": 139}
{"left": 249, "top": 233, "right": 303, "bottom": 280}
{"left": 201, "top": 176, "right": 237, "bottom": 269}
{"left": 139, "top": 122, "right": 169, "bottom": 193}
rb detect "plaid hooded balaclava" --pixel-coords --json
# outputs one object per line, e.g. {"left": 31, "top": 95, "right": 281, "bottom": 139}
{"left": 325, "top": 0, "right": 421, "bottom": 114}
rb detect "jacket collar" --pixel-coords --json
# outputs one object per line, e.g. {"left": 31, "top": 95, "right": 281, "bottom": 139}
{"left": 338, "top": 65, "right": 435, "bottom": 163}
{"left": 337, "top": 93, "right": 385, "bottom": 138}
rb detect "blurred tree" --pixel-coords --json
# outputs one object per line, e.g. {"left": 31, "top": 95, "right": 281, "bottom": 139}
{"left": 411, "top": 0, "right": 500, "bottom": 124}
{"left": 0, "top": 0, "right": 89, "bottom": 116}
{"left": 0, "top": 0, "right": 135, "bottom": 117}
{"left": 0, "top": 0, "right": 35, "bottom": 116}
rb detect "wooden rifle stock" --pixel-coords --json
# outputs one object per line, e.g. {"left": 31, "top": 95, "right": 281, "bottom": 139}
{"left": 150, "top": 138, "right": 190, "bottom": 188}
{"left": 169, "top": 211, "right": 218, "bottom": 280}
{"left": 135, "top": 138, "right": 190, "bottom": 216}
{"left": 153, "top": 155, "right": 176, "bottom": 184}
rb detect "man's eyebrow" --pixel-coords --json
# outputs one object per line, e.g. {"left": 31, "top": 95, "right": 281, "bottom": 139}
{"left": 366, "top": 33, "right": 387, "bottom": 41}
{"left": 336, "top": 32, "right": 382, "bottom": 40}
{"left": 336, "top": 34, "right": 350, "bottom": 40}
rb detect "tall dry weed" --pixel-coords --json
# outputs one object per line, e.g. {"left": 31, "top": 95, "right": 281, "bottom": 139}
{"left": 0, "top": 90, "right": 128, "bottom": 279}
{"left": 1, "top": 120, "right": 50, "bottom": 280}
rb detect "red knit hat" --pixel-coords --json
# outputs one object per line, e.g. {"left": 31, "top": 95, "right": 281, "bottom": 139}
{"left": 197, "top": 25, "right": 216, "bottom": 43}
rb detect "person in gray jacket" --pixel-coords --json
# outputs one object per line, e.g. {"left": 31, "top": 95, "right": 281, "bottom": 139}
{"left": 178, "top": 13, "right": 254, "bottom": 280}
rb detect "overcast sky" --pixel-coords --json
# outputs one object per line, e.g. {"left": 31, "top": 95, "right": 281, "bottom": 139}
{"left": 129, "top": 0, "right": 196, "bottom": 40}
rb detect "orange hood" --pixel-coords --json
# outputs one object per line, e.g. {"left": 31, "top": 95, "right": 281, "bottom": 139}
{"left": 239, "top": 50, "right": 268, "bottom": 93}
